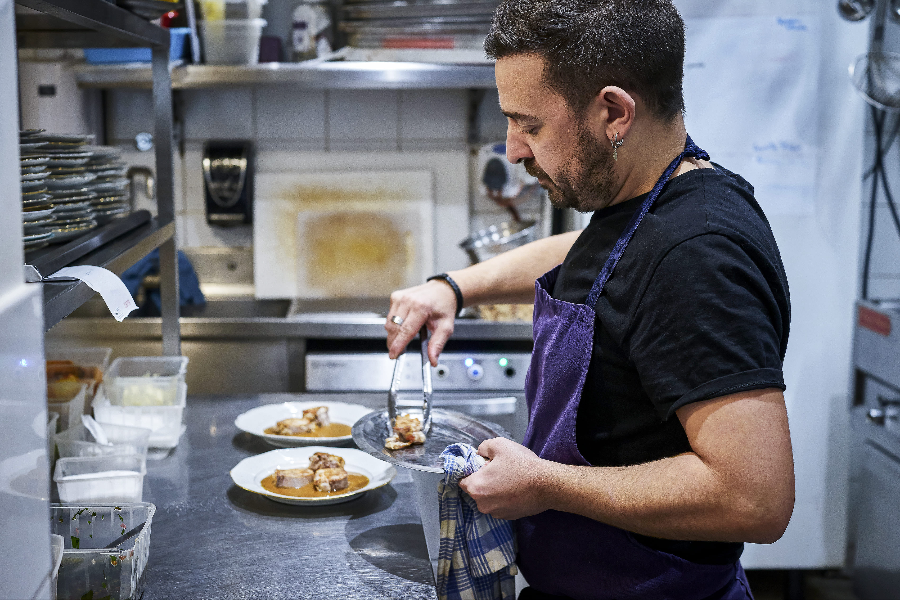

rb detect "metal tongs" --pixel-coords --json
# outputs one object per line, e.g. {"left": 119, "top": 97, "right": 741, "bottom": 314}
{"left": 387, "top": 326, "right": 434, "bottom": 435}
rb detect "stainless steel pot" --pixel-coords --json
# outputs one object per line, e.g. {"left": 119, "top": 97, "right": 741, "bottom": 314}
{"left": 459, "top": 219, "right": 537, "bottom": 264}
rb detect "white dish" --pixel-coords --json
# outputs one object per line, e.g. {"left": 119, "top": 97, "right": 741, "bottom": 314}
{"left": 230, "top": 446, "right": 396, "bottom": 506}
{"left": 235, "top": 401, "right": 373, "bottom": 447}
{"left": 22, "top": 207, "right": 55, "bottom": 221}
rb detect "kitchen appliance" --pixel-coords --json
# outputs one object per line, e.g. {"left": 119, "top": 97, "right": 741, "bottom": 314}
{"left": 305, "top": 349, "right": 531, "bottom": 443}
{"left": 203, "top": 140, "right": 254, "bottom": 225}
{"left": 849, "top": 300, "right": 900, "bottom": 599}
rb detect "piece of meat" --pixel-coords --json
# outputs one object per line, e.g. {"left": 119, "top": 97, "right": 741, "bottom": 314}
{"left": 384, "top": 413, "right": 426, "bottom": 450}
{"left": 384, "top": 434, "right": 412, "bottom": 450}
{"left": 274, "top": 417, "right": 317, "bottom": 435}
{"left": 274, "top": 468, "right": 314, "bottom": 489}
{"left": 302, "top": 406, "right": 330, "bottom": 427}
{"left": 402, "top": 430, "right": 426, "bottom": 444}
{"left": 313, "top": 468, "right": 349, "bottom": 493}
{"left": 308, "top": 452, "right": 345, "bottom": 471}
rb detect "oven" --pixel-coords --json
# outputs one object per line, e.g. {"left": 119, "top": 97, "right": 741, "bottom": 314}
{"left": 849, "top": 300, "right": 900, "bottom": 599}
{"left": 305, "top": 349, "right": 531, "bottom": 443}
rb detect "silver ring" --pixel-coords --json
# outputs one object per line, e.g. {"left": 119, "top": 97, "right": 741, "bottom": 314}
{"left": 390, "top": 315, "right": 404, "bottom": 326}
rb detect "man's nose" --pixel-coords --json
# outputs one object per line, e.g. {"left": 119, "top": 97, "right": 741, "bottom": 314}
{"left": 506, "top": 129, "right": 534, "bottom": 164}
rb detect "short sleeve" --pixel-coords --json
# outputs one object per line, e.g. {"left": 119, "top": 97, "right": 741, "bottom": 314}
{"left": 626, "top": 233, "right": 787, "bottom": 419}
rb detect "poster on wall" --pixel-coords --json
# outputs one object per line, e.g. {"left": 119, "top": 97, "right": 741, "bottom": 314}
{"left": 682, "top": 15, "right": 820, "bottom": 216}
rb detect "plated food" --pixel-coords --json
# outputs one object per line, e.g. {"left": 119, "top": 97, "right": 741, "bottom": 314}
{"left": 230, "top": 446, "right": 396, "bottom": 505}
{"left": 265, "top": 406, "right": 352, "bottom": 439}
{"left": 260, "top": 451, "right": 369, "bottom": 499}
{"left": 384, "top": 413, "right": 426, "bottom": 450}
{"left": 235, "top": 401, "right": 372, "bottom": 447}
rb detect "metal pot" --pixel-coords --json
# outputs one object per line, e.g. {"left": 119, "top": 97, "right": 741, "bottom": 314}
{"left": 459, "top": 220, "right": 537, "bottom": 264}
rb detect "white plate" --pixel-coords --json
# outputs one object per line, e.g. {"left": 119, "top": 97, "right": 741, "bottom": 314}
{"left": 230, "top": 446, "right": 396, "bottom": 505}
{"left": 235, "top": 401, "right": 373, "bottom": 447}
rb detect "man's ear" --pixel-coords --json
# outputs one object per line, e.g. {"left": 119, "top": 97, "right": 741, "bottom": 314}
{"left": 584, "top": 86, "right": 636, "bottom": 143}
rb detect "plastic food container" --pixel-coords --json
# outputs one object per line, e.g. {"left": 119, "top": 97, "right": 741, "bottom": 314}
{"left": 54, "top": 421, "right": 151, "bottom": 465}
{"left": 50, "top": 534, "right": 63, "bottom": 600}
{"left": 47, "top": 383, "right": 87, "bottom": 433}
{"left": 51, "top": 503, "right": 154, "bottom": 600}
{"left": 46, "top": 346, "right": 112, "bottom": 402}
{"left": 54, "top": 455, "right": 146, "bottom": 503}
{"left": 202, "top": 18, "right": 267, "bottom": 65}
{"left": 105, "top": 356, "right": 188, "bottom": 407}
{"left": 93, "top": 383, "right": 186, "bottom": 449}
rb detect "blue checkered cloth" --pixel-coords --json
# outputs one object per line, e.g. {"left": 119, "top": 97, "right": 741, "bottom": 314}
{"left": 436, "top": 443, "right": 517, "bottom": 600}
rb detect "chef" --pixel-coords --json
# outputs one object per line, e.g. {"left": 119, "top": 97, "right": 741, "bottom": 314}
{"left": 386, "top": 1, "right": 794, "bottom": 598}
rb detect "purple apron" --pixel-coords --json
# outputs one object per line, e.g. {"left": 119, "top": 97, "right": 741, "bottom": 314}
{"left": 516, "top": 136, "right": 754, "bottom": 600}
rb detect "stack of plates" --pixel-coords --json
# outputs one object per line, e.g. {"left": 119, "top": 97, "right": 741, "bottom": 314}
{"left": 20, "top": 131, "right": 133, "bottom": 251}
{"left": 81, "top": 145, "right": 131, "bottom": 224}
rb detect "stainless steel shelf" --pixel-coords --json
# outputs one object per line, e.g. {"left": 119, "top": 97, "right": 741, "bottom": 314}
{"left": 41, "top": 218, "right": 175, "bottom": 329}
{"left": 74, "top": 61, "right": 497, "bottom": 89}
{"left": 16, "top": 0, "right": 169, "bottom": 48}
{"left": 15, "top": 0, "right": 181, "bottom": 353}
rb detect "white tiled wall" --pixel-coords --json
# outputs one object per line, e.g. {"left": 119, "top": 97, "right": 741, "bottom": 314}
{"left": 104, "top": 85, "right": 508, "bottom": 280}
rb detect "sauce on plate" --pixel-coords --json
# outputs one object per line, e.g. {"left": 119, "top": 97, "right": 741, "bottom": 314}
{"left": 261, "top": 472, "right": 369, "bottom": 498}
{"left": 264, "top": 422, "right": 352, "bottom": 438}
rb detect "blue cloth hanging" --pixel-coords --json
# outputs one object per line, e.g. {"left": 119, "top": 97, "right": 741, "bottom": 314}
{"left": 121, "top": 248, "right": 205, "bottom": 312}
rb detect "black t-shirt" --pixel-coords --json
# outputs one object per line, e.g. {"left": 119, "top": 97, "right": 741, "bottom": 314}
{"left": 552, "top": 165, "right": 790, "bottom": 565}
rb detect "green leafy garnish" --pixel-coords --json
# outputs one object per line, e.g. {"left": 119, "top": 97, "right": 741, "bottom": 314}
{"left": 70, "top": 535, "right": 80, "bottom": 549}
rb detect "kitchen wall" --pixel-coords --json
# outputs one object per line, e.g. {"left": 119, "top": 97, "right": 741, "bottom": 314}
{"left": 102, "top": 85, "right": 511, "bottom": 284}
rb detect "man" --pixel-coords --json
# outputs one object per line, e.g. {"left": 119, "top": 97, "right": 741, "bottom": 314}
{"left": 386, "top": 1, "right": 794, "bottom": 598}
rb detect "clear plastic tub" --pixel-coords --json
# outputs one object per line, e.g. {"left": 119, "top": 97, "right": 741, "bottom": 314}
{"left": 93, "top": 383, "right": 186, "bottom": 449}
{"left": 46, "top": 346, "right": 112, "bottom": 403}
{"left": 105, "top": 356, "right": 188, "bottom": 407}
{"left": 50, "top": 533, "right": 63, "bottom": 600}
{"left": 51, "top": 503, "right": 154, "bottom": 600}
{"left": 202, "top": 18, "right": 267, "bottom": 65}
{"left": 54, "top": 421, "right": 151, "bottom": 465}
{"left": 47, "top": 383, "right": 87, "bottom": 433}
{"left": 54, "top": 455, "right": 146, "bottom": 503}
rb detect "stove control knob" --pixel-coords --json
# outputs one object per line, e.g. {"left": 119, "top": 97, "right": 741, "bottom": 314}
{"left": 436, "top": 364, "right": 449, "bottom": 378}
{"left": 466, "top": 363, "right": 484, "bottom": 381}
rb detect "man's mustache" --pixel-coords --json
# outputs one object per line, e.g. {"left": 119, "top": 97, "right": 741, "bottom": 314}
{"left": 523, "top": 158, "right": 548, "bottom": 180}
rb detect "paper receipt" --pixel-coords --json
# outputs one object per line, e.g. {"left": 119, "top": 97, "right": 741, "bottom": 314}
{"left": 46, "top": 265, "right": 137, "bottom": 322}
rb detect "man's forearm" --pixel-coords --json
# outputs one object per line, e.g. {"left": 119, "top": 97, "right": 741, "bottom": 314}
{"left": 448, "top": 230, "right": 581, "bottom": 307}
{"left": 542, "top": 453, "right": 785, "bottom": 543}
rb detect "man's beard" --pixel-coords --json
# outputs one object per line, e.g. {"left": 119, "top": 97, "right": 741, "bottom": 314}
{"left": 523, "top": 124, "right": 617, "bottom": 213}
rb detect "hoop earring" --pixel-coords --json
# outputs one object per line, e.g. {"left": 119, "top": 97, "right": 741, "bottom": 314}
{"left": 611, "top": 132, "right": 625, "bottom": 161}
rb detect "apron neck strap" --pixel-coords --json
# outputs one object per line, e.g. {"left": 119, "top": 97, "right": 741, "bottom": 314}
{"left": 586, "top": 134, "right": 709, "bottom": 308}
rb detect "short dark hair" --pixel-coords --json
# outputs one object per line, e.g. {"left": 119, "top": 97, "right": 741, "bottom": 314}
{"left": 484, "top": 0, "right": 686, "bottom": 121}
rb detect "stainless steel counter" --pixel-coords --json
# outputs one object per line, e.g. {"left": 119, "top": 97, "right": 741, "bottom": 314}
{"left": 140, "top": 393, "right": 437, "bottom": 600}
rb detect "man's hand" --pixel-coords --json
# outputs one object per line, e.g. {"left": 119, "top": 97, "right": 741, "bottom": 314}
{"left": 386, "top": 279, "right": 458, "bottom": 366}
{"left": 459, "top": 437, "right": 551, "bottom": 520}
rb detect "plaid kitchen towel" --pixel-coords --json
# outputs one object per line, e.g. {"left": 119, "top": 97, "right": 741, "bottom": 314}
{"left": 437, "top": 443, "right": 517, "bottom": 600}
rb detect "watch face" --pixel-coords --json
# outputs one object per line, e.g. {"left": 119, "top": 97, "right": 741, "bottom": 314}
{"left": 135, "top": 132, "right": 153, "bottom": 152}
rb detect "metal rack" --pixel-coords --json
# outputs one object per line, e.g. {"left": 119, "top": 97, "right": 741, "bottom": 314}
{"left": 16, "top": 0, "right": 181, "bottom": 354}
{"left": 73, "top": 61, "right": 498, "bottom": 90}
